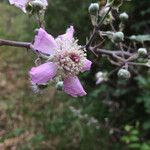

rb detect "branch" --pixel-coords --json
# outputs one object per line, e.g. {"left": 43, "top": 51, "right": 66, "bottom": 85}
{"left": 86, "top": 7, "right": 112, "bottom": 50}
{"left": 95, "top": 48, "right": 132, "bottom": 57}
{"left": 0, "top": 39, "right": 31, "bottom": 49}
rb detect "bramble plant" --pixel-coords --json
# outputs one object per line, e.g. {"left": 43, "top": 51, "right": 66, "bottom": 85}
{"left": 0, "top": 0, "right": 149, "bottom": 97}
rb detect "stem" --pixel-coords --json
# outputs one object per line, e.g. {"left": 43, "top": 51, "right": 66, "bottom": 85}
{"left": 86, "top": 7, "right": 112, "bottom": 50}
{"left": 0, "top": 39, "right": 31, "bottom": 49}
{"left": 95, "top": 48, "right": 132, "bottom": 57}
{"left": 127, "top": 62, "right": 147, "bottom": 67}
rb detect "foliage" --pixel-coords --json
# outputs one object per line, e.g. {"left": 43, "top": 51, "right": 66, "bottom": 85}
{"left": 121, "top": 123, "right": 150, "bottom": 150}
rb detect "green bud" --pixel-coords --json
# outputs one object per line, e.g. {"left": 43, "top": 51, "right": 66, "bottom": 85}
{"left": 138, "top": 48, "right": 147, "bottom": 56}
{"left": 112, "top": 32, "right": 124, "bottom": 43}
{"left": 56, "top": 81, "right": 64, "bottom": 91}
{"left": 34, "top": 28, "right": 39, "bottom": 35}
{"left": 26, "top": 2, "right": 33, "bottom": 13}
{"left": 88, "top": 3, "right": 99, "bottom": 16}
{"left": 29, "top": 0, "right": 45, "bottom": 11}
{"left": 119, "top": 12, "right": 129, "bottom": 22}
{"left": 117, "top": 69, "right": 131, "bottom": 80}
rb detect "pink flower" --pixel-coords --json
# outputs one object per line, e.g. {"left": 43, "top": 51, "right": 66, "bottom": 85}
{"left": 29, "top": 26, "right": 92, "bottom": 97}
{"left": 9, "top": 0, "right": 48, "bottom": 12}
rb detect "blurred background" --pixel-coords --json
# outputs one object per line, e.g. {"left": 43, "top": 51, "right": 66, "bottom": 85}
{"left": 0, "top": 0, "right": 150, "bottom": 149}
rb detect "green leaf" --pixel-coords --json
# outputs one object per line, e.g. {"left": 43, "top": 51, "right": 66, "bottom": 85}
{"left": 128, "top": 35, "right": 150, "bottom": 43}
{"left": 128, "top": 143, "right": 141, "bottom": 149}
{"left": 125, "top": 125, "right": 132, "bottom": 132}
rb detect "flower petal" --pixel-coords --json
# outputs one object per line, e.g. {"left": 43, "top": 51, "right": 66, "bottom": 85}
{"left": 63, "top": 76, "right": 87, "bottom": 97}
{"left": 41, "top": 0, "right": 48, "bottom": 7}
{"left": 9, "top": 0, "right": 48, "bottom": 12}
{"left": 29, "top": 62, "right": 57, "bottom": 84}
{"left": 81, "top": 59, "right": 92, "bottom": 72}
{"left": 32, "top": 28, "right": 57, "bottom": 55}
{"left": 57, "top": 26, "right": 74, "bottom": 41}
{"left": 9, "top": 0, "right": 27, "bottom": 12}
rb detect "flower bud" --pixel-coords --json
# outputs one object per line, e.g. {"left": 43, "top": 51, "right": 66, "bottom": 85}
{"left": 117, "top": 69, "right": 131, "bottom": 80}
{"left": 112, "top": 32, "right": 124, "bottom": 43}
{"left": 119, "top": 12, "right": 129, "bottom": 22}
{"left": 56, "top": 81, "right": 64, "bottom": 91}
{"left": 88, "top": 3, "right": 99, "bottom": 16}
{"left": 95, "top": 72, "right": 108, "bottom": 84}
{"left": 34, "top": 28, "right": 39, "bottom": 35}
{"left": 138, "top": 48, "right": 147, "bottom": 56}
{"left": 29, "top": 0, "right": 45, "bottom": 11}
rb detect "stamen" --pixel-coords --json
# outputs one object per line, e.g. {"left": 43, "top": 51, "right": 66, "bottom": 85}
{"left": 52, "top": 39, "right": 86, "bottom": 77}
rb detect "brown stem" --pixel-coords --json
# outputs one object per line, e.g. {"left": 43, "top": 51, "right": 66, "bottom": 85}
{"left": 0, "top": 39, "right": 31, "bottom": 49}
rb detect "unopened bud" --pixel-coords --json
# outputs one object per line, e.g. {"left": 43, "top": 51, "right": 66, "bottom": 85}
{"left": 138, "top": 48, "right": 147, "bottom": 56}
{"left": 119, "top": 12, "right": 129, "bottom": 22}
{"left": 34, "top": 28, "right": 39, "bottom": 35}
{"left": 56, "top": 81, "right": 64, "bottom": 91}
{"left": 112, "top": 32, "right": 124, "bottom": 43}
{"left": 88, "top": 3, "right": 99, "bottom": 16}
{"left": 31, "top": 0, "right": 45, "bottom": 10}
{"left": 95, "top": 72, "right": 107, "bottom": 84}
{"left": 117, "top": 69, "right": 131, "bottom": 80}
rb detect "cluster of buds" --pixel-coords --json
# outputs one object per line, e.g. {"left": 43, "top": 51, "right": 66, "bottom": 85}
{"left": 87, "top": 1, "right": 149, "bottom": 84}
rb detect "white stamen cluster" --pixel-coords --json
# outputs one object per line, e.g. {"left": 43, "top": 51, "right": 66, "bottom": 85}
{"left": 53, "top": 39, "right": 86, "bottom": 77}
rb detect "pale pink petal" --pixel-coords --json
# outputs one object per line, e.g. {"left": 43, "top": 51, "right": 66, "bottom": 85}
{"left": 29, "top": 62, "right": 57, "bottom": 84}
{"left": 9, "top": 0, "right": 48, "bottom": 13}
{"left": 81, "top": 59, "right": 92, "bottom": 72}
{"left": 41, "top": 0, "right": 48, "bottom": 6}
{"left": 9, "top": 0, "right": 27, "bottom": 12}
{"left": 63, "top": 76, "right": 87, "bottom": 97}
{"left": 32, "top": 28, "right": 57, "bottom": 55}
{"left": 56, "top": 26, "right": 74, "bottom": 41}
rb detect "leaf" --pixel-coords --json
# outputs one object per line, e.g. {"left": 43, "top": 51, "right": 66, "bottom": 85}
{"left": 128, "top": 143, "right": 141, "bottom": 149}
{"left": 125, "top": 125, "right": 132, "bottom": 132}
{"left": 128, "top": 35, "right": 150, "bottom": 43}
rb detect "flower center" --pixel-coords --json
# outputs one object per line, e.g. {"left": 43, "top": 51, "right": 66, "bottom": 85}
{"left": 51, "top": 39, "right": 86, "bottom": 77}
{"left": 55, "top": 51, "right": 85, "bottom": 77}
{"left": 69, "top": 53, "right": 80, "bottom": 63}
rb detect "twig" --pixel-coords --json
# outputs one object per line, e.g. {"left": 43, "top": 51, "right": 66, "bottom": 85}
{"left": 95, "top": 48, "right": 132, "bottom": 57}
{"left": 86, "top": 7, "right": 112, "bottom": 50}
{"left": 0, "top": 39, "right": 31, "bottom": 49}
